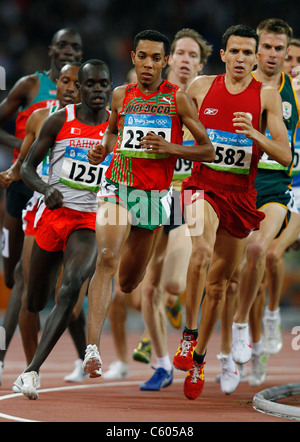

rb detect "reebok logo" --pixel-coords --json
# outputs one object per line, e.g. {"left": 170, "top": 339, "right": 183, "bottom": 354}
{"left": 204, "top": 108, "right": 218, "bottom": 116}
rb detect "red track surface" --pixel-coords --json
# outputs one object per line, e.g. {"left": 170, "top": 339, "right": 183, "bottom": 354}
{"left": 0, "top": 329, "right": 299, "bottom": 422}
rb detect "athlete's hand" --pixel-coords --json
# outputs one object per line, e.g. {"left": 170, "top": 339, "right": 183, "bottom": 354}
{"left": 0, "top": 170, "right": 13, "bottom": 189}
{"left": 88, "top": 144, "right": 107, "bottom": 165}
{"left": 233, "top": 112, "right": 256, "bottom": 139}
{"left": 44, "top": 186, "right": 64, "bottom": 210}
{"left": 140, "top": 132, "right": 171, "bottom": 155}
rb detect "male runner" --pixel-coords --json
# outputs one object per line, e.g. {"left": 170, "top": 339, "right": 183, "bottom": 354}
{"left": 14, "top": 60, "right": 113, "bottom": 399}
{"left": 82, "top": 30, "right": 215, "bottom": 381}
{"left": 103, "top": 29, "right": 214, "bottom": 388}
{"left": 172, "top": 24, "right": 291, "bottom": 401}
{"left": 232, "top": 19, "right": 300, "bottom": 367}
{"left": 0, "top": 29, "right": 83, "bottom": 385}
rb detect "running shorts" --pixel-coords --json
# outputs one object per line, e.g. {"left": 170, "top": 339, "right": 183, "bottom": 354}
{"left": 164, "top": 190, "right": 186, "bottom": 235}
{"left": 34, "top": 201, "right": 96, "bottom": 252}
{"left": 181, "top": 177, "right": 265, "bottom": 239}
{"left": 22, "top": 194, "right": 40, "bottom": 236}
{"left": 6, "top": 180, "right": 33, "bottom": 218}
{"left": 98, "top": 178, "right": 172, "bottom": 232}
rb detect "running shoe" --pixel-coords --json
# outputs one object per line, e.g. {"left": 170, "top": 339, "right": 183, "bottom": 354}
{"left": 140, "top": 367, "right": 173, "bottom": 391}
{"left": 263, "top": 312, "right": 283, "bottom": 355}
{"left": 14, "top": 371, "right": 39, "bottom": 400}
{"left": 173, "top": 335, "right": 197, "bottom": 371}
{"left": 13, "top": 373, "right": 41, "bottom": 393}
{"left": 103, "top": 361, "right": 129, "bottom": 380}
{"left": 217, "top": 353, "right": 240, "bottom": 395}
{"left": 166, "top": 298, "right": 183, "bottom": 329}
{"left": 82, "top": 344, "right": 102, "bottom": 378}
{"left": 248, "top": 352, "right": 268, "bottom": 387}
{"left": 132, "top": 338, "right": 152, "bottom": 364}
{"left": 184, "top": 362, "right": 205, "bottom": 400}
{"left": 232, "top": 323, "right": 252, "bottom": 365}
{"left": 64, "top": 359, "right": 89, "bottom": 383}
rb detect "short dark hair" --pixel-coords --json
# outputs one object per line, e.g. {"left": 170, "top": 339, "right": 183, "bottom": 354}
{"left": 78, "top": 59, "right": 112, "bottom": 83}
{"left": 134, "top": 30, "right": 170, "bottom": 56}
{"left": 257, "top": 18, "right": 293, "bottom": 44}
{"left": 222, "top": 25, "right": 259, "bottom": 53}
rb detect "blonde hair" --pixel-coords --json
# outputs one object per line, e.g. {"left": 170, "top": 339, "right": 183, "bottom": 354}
{"left": 257, "top": 18, "right": 293, "bottom": 44}
{"left": 171, "top": 28, "right": 213, "bottom": 66}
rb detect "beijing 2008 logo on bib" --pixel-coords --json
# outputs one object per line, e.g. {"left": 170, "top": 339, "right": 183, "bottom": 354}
{"left": 282, "top": 101, "right": 292, "bottom": 120}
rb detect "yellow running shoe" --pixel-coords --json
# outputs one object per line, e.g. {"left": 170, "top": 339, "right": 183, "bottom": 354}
{"left": 132, "top": 338, "right": 152, "bottom": 364}
{"left": 166, "top": 297, "right": 183, "bottom": 329}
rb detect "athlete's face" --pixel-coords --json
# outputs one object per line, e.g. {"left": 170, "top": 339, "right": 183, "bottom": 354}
{"left": 49, "top": 30, "right": 83, "bottom": 71}
{"left": 168, "top": 37, "right": 202, "bottom": 83}
{"left": 221, "top": 36, "right": 257, "bottom": 79}
{"left": 131, "top": 40, "right": 168, "bottom": 88}
{"left": 257, "top": 32, "right": 288, "bottom": 77}
{"left": 56, "top": 65, "right": 80, "bottom": 107}
{"left": 284, "top": 44, "right": 300, "bottom": 78}
{"left": 79, "top": 64, "right": 112, "bottom": 111}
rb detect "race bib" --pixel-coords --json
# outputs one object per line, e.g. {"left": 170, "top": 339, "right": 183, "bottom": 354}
{"left": 292, "top": 128, "right": 300, "bottom": 175}
{"left": 120, "top": 113, "right": 171, "bottom": 159}
{"left": 60, "top": 146, "right": 112, "bottom": 192}
{"left": 258, "top": 129, "right": 293, "bottom": 171}
{"left": 203, "top": 129, "right": 253, "bottom": 174}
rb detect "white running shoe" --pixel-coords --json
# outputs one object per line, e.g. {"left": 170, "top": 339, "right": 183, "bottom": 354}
{"left": 217, "top": 353, "right": 240, "bottom": 395}
{"left": 248, "top": 352, "right": 268, "bottom": 387}
{"left": 103, "top": 361, "right": 129, "bottom": 380}
{"left": 232, "top": 322, "right": 252, "bottom": 365}
{"left": 263, "top": 311, "right": 283, "bottom": 355}
{"left": 64, "top": 359, "right": 89, "bottom": 383}
{"left": 14, "top": 371, "right": 39, "bottom": 400}
{"left": 82, "top": 345, "right": 102, "bottom": 378}
{"left": 13, "top": 373, "right": 41, "bottom": 393}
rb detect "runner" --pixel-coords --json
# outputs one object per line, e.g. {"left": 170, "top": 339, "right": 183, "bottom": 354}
{"left": 82, "top": 29, "right": 215, "bottom": 383}
{"left": 0, "top": 29, "right": 83, "bottom": 385}
{"left": 232, "top": 19, "right": 300, "bottom": 369}
{"left": 13, "top": 60, "right": 113, "bottom": 399}
{"left": 172, "top": 24, "right": 291, "bottom": 401}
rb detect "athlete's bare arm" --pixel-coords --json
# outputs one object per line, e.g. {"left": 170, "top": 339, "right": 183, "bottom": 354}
{"left": 87, "top": 85, "right": 126, "bottom": 165}
{"left": 0, "top": 108, "right": 50, "bottom": 188}
{"left": 234, "top": 86, "right": 292, "bottom": 167}
{"left": 21, "top": 109, "right": 66, "bottom": 209}
{"left": 0, "top": 73, "right": 40, "bottom": 150}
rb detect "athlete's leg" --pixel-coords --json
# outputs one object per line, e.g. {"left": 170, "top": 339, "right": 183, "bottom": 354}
{"left": 141, "top": 228, "right": 169, "bottom": 360}
{"left": 220, "top": 265, "right": 241, "bottom": 355}
{"left": 234, "top": 204, "right": 288, "bottom": 324}
{"left": 249, "top": 272, "right": 267, "bottom": 345}
{"left": 266, "top": 211, "right": 300, "bottom": 311}
{"left": 25, "top": 229, "right": 96, "bottom": 373}
{"left": 87, "top": 202, "right": 131, "bottom": 348}
{"left": 18, "top": 235, "right": 41, "bottom": 364}
{"left": 196, "top": 229, "right": 246, "bottom": 356}
{"left": 0, "top": 259, "right": 23, "bottom": 364}
{"left": 185, "top": 199, "right": 219, "bottom": 331}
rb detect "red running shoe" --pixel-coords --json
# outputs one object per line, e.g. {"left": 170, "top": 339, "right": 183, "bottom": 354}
{"left": 184, "top": 361, "right": 206, "bottom": 400}
{"left": 173, "top": 337, "right": 197, "bottom": 371}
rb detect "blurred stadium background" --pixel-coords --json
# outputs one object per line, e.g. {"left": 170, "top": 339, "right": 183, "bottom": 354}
{"left": 0, "top": 0, "right": 299, "bottom": 321}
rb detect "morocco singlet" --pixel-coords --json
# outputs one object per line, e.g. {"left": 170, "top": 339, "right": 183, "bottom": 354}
{"left": 182, "top": 74, "right": 265, "bottom": 238}
{"left": 105, "top": 81, "right": 183, "bottom": 192}
{"left": 13, "top": 71, "right": 58, "bottom": 163}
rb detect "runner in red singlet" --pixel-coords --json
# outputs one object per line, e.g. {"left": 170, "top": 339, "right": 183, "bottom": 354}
{"left": 172, "top": 24, "right": 291, "bottom": 401}
{"left": 82, "top": 30, "right": 215, "bottom": 380}
{"left": 13, "top": 60, "right": 113, "bottom": 400}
